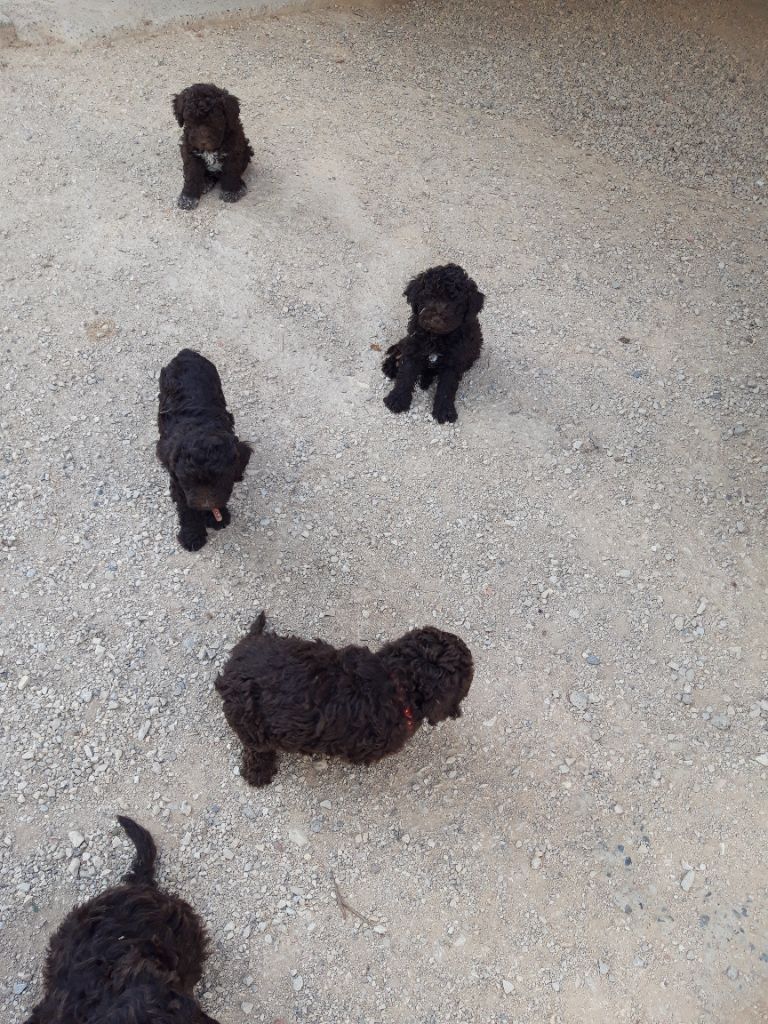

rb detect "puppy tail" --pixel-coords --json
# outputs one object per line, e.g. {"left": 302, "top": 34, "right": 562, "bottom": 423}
{"left": 117, "top": 815, "right": 157, "bottom": 886}
{"left": 247, "top": 610, "right": 267, "bottom": 638}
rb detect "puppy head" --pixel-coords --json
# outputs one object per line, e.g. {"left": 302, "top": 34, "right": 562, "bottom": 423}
{"left": 168, "top": 428, "right": 251, "bottom": 511}
{"left": 404, "top": 263, "right": 485, "bottom": 334}
{"left": 172, "top": 83, "right": 241, "bottom": 152}
{"left": 388, "top": 626, "right": 474, "bottom": 726}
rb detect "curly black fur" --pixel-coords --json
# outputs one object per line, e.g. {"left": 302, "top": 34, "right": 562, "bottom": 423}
{"left": 157, "top": 348, "right": 252, "bottom": 552}
{"left": 173, "top": 83, "right": 254, "bottom": 209}
{"left": 23, "top": 816, "right": 219, "bottom": 1024}
{"left": 382, "top": 263, "right": 485, "bottom": 423}
{"left": 215, "top": 611, "right": 474, "bottom": 786}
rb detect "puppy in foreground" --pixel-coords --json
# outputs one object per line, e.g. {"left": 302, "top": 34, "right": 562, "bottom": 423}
{"left": 24, "top": 816, "right": 219, "bottom": 1024}
{"left": 215, "top": 611, "right": 474, "bottom": 786}
{"left": 382, "top": 263, "right": 485, "bottom": 423}
{"left": 173, "top": 83, "right": 254, "bottom": 209}
{"left": 157, "top": 348, "right": 252, "bottom": 551}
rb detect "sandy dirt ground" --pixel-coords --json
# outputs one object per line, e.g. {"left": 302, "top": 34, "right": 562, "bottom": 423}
{"left": 0, "top": 1, "right": 766, "bottom": 1022}
{"left": 0, "top": 0, "right": 294, "bottom": 45}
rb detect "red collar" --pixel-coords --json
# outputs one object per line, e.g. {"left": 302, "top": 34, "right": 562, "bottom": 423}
{"left": 393, "top": 680, "right": 415, "bottom": 735}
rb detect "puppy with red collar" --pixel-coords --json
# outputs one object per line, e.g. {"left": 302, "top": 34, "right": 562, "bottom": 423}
{"left": 215, "top": 612, "right": 473, "bottom": 786}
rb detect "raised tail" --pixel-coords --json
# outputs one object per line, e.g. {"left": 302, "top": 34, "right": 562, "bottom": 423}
{"left": 247, "top": 610, "right": 267, "bottom": 639}
{"left": 117, "top": 815, "right": 157, "bottom": 886}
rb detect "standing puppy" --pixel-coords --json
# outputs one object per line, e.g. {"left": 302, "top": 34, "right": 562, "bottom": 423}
{"left": 23, "top": 816, "right": 220, "bottom": 1024}
{"left": 215, "top": 611, "right": 474, "bottom": 786}
{"left": 382, "top": 263, "right": 485, "bottom": 423}
{"left": 157, "top": 349, "right": 252, "bottom": 551}
{"left": 173, "top": 83, "right": 254, "bottom": 209}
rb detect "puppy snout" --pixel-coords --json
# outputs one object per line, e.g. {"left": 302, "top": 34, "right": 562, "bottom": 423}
{"left": 190, "top": 131, "right": 220, "bottom": 152}
{"left": 186, "top": 491, "right": 224, "bottom": 511}
{"left": 420, "top": 315, "right": 447, "bottom": 331}
{"left": 419, "top": 303, "right": 454, "bottom": 333}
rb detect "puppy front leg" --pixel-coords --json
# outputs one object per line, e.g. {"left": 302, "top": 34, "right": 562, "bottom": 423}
{"left": 383, "top": 355, "right": 419, "bottom": 414}
{"left": 242, "top": 748, "right": 278, "bottom": 786}
{"left": 170, "top": 479, "right": 208, "bottom": 551}
{"left": 219, "top": 153, "right": 248, "bottom": 203}
{"left": 178, "top": 146, "right": 207, "bottom": 210}
{"left": 432, "top": 365, "right": 463, "bottom": 424}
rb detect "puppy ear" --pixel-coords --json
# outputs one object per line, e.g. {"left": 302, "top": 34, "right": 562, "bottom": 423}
{"left": 172, "top": 91, "right": 186, "bottom": 127}
{"left": 235, "top": 440, "right": 252, "bottom": 482}
{"left": 403, "top": 271, "right": 426, "bottom": 308}
{"left": 223, "top": 92, "right": 241, "bottom": 132}
{"left": 156, "top": 434, "right": 176, "bottom": 469}
{"left": 466, "top": 279, "right": 485, "bottom": 318}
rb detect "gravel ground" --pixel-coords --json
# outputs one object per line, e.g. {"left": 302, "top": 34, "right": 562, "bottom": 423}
{"left": 1, "top": 1, "right": 767, "bottom": 1022}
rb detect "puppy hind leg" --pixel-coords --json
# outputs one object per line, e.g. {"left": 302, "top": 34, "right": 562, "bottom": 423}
{"left": 384, "top": 355, "right": 420, "bottom": 414}
{"left": 381, "top": 344, "right": 401, "bottom": 380}
{"left": 242, "top": 748, "right": 278, "bottom": 787}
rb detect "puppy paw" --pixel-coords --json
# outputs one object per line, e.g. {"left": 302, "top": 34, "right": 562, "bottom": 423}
{"left": 177, "top": 193, "right": 200, "bottom": 210}
{"left": 418, "top": 373, "right": 436, "bottom": 391}
{"left": 220, "top": 185, "right": 246, "bottom": 203}
{"left": 384, "top": 391, "right": 412, "bottom": 415}
{"left": 206, "top": 507, "right": 231, "bottom": 530}
{"left": 242, "top": 751, "right": 277, "bottom": 787}
{"left": 433, "top": 402, "right": 458, "bottom": 424}
{"left": 178, "top": 529, "right": 207, "bottom": 551}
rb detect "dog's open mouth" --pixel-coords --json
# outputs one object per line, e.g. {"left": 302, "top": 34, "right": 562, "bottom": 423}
{"left": 211, "top": 508, "right": 223, "bottom": 523}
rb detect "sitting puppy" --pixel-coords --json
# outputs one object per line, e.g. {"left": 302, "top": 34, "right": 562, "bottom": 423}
{"left": 173, "top": 83, "right": 254, "bottom": 209}
{"left": 23, "top": 816, "right": 220, "bottom": 1024}
{"left": 215, "top": 611, "right": 474, "bottom": 786}
{"left": 382, "top": 263, "right": 485, "bottom": 423}
{"left": 157, "top": 348, "right": 252, "bottom": 552}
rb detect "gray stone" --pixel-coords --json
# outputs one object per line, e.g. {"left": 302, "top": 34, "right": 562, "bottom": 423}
{"left": 569, "top": 690, "right": 588, "bottom": 711}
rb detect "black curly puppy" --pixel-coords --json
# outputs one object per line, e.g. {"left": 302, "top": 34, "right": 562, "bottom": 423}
{"left": 157, "top": 348, "right": 252, "bottom": 552}
{"left": 382, "top": 263, "right": 485, "bottom": 423}
{"left": 173, "top": 83, "right": 254, "bottom": 209}
{"left": 215, "top": 611, "right": 474, "bottom": 786}
{"left": 23, "top": 816, "right": 219, "bottom": 1024}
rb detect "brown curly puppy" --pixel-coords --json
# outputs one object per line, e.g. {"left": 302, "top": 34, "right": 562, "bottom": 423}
{"left": 215, "top": 611, "right": 474, "bottom": 786}
{"left": 173, "top": 83, "right": 254, "bottom": 209}
{"left": 23, "top": 816, "right": 220, "bottom": 1024}
{"left": 157, "top": 349, "right": 252, "bottom": 552}
{"left": 382, "top": 263, "right": 485, "bottom": 423}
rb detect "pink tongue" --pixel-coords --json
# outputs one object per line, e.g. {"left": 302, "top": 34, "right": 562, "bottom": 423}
{"left": 212, "top": 508, "right": 223, "bottom": 523}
